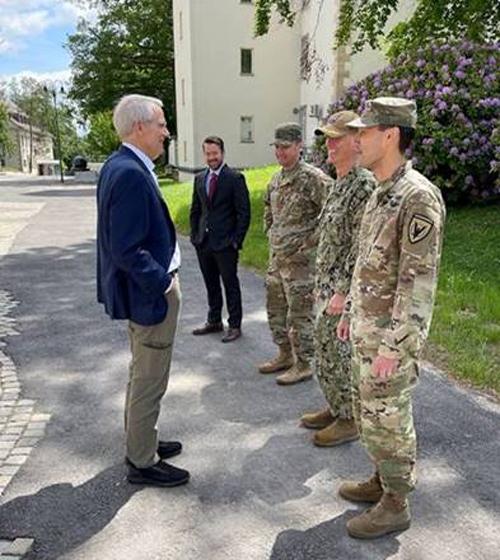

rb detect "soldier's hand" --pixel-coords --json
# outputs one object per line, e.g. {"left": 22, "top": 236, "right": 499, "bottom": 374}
{"left": 337, "top": 320, "right": 350, "bottom": 341}
{"left": 326, "top": 293, "right": 346, "bottom": 316}
{"left": 372, "top": 355, "right": 399, "bottom": 380}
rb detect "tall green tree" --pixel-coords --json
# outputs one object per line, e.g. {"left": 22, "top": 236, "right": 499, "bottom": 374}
{"left": 9, "top": 78, "right": 52, "bottom": 132}
{"left": 83, "top": 110, "right": 120, "bottom": 161}
{"left": 66, "top": 0, "right": 176, "bottom": 130}
{"left": 0, "top": 99, "right": 10, "bottom": 156}
{"left": 255, "top": 0, "right": 500, "bottom": 58}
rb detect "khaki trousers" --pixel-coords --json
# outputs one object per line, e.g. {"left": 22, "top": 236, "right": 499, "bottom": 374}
{"left": 125, "top": 282, "right": 181, "bottom": 468}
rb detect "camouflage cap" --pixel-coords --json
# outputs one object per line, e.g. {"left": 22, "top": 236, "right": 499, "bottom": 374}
{"left": 314, "top": 110, "right": 359, "bottom": 138}
{"left": 347, "top": 97, "right": 417, "bottom": 129}
{"left": 271, "top": 122, "right": 302, "bottom": 146}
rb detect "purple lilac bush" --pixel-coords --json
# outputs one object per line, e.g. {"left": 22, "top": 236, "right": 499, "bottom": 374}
{"left": 319, "top": 41, "right": 499, "bottom": 204}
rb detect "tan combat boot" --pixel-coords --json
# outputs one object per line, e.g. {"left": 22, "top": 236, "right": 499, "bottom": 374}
{"left": 300, "top": 408, "right": 335, "bottom": 429}
{"left": 258, "top": 345, "right": 294, "bottom": 374}
{"left": 346, "top": 491, "right": 411, "bottom": 539}
{"left": 313, "top": 418, "right": 359, "bottom": 447}
{"left": 276, "top": 363, "right": 312, "bottom": 385}
{"left": 338, "top": 472, "right": 383, "bottom": 503}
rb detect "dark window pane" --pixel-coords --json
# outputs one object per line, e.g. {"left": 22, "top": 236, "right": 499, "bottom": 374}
{"left": 241, "top": 49, "right": 253, "bottom": 75}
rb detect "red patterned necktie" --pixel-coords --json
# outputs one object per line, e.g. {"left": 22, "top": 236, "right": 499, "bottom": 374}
{"left": 208, "top": 172, "right": 218, "bottom": 202}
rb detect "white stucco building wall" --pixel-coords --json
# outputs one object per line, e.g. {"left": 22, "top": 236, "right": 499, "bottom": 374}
{"left": 297, "top": 0, "right": 338, "bottom": 148}
{"left": 173, "top": 0, "right": 301, "bottom": 181}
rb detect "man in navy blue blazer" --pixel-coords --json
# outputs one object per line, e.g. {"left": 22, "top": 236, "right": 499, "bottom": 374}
{"left": 97, "top": 94, "right": 189, "bottom": 488}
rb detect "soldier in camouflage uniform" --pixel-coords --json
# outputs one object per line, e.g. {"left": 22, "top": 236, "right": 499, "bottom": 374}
{"left": 258, "top": 123, "right": 330, "bottom": 385}
{"left": 300, "top": 111, "right": 376, "bottom": 447}
{"left": 336, "top": 98, "right": 446, "bottom": 539}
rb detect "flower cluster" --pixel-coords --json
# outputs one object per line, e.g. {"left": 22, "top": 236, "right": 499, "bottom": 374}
{"left": 320, "top": 41, "right": 500, "bottom": 204}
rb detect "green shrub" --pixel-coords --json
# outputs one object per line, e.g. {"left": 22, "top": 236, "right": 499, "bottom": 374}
{"left": 319, "top": 41, "right": 499, "bottom": 204}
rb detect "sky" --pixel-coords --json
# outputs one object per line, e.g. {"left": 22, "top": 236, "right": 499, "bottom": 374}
{"left": 0, "top": 0, "right": 96, "bottom": 85}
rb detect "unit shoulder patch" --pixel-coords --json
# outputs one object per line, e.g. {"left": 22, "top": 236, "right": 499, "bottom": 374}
{"left": 408, "top": 213, "right": 434, "bottom": 244}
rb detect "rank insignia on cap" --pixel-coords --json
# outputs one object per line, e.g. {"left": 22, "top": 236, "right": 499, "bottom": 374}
{"left": 408, "top": 214, "right": 434, "bottom": 244}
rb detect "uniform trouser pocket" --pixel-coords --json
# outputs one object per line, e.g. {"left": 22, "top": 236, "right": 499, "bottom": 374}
{"left": 352, "top": 347, "right": 418, "bottom": 495}
{"left": 125, "top": 283, "right": 182, "bottom": 468}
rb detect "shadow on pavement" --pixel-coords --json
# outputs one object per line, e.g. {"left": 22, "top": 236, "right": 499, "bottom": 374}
{"left": 0, "top": 464, "right": 138, "bottom": 560}
{"left": 0, "top": 231, "right": 499, "bottom": 558}
{"left": 24, "top": 189, "right": 96, "bottom": 198}
{"left": 270, "top": 510, "right": 400, "bottom": 560}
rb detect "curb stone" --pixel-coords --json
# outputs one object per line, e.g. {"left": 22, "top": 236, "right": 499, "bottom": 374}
{"left": 0, "top": 537, "right": 34, "bottom": 558}
{"left": 0, "top": 291, "right": 51, "bottom": 497}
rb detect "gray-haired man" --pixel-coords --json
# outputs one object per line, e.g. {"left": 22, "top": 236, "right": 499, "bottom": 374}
{"left": 300, "top": 111, "right": 376, "bottom": 446}
{"left": 97, "top": 94, "right": 189, "bottom": 488}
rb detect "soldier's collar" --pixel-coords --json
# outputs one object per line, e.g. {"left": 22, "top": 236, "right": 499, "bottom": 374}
{"left": 336, "top": 165, "right": 358, "bottom": 188}
{"left": 280, "top": 161, "right": 302, "bottom": 180}
{"left": 376, "top": 160, "right": 411, "bottom": 199}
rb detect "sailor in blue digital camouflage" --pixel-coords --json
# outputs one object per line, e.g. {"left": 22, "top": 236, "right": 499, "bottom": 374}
{"left": 299, "top": 111, "right": 376, "bottom": 447}
{"left": 336, "top": 98, "right": 446, "bottom": 539}
{"left": 259, "top": 123, "right": 330, "bottom": 385}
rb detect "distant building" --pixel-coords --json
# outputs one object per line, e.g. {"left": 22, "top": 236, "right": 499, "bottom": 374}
{"left": 172, "top": 0, "right": 416, "bottom": 181}
{"left": 0, "top": 100, "right": 54, "bottom": 174}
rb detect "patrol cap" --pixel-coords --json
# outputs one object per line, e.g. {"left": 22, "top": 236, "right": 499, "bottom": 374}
{"left": 314, "top": 110, "right": 359, "bottom": 138}
{"left": 271, "top": 122, "right": 302, "bottom": 146}
{"left": 347, "top": 97, "right": 417, "bottom": 129}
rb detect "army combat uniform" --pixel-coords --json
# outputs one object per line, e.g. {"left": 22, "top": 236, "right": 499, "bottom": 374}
{"left": 346, "top": 160, "right": 445, "bottom": 495}
{"left": 337, "top": 97, "right": 446, "bottom": 539}
{"left": 315, "top": 166, "right": 375, "bottom": 420}
{"left": 264, "top": 161, "right": 328, "bottom": 371}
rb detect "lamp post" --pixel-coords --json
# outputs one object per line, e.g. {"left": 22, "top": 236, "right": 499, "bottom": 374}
{"left": 44, "top": 84, "right": 65, "bottom": 184}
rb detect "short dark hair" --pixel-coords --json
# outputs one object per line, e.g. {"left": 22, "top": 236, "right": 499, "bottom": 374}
{"left": 203, "top": 136, "right": 225, "bottom": 153}
{"left": 378, "top": 125, "right": 415, "bottom": 154}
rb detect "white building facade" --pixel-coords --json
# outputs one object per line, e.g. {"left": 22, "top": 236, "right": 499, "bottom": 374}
{"left": 0, "top": 101, "right": 54, "bottom": 174}
{"left": 172, "top": 0, "right": 415, "bottom": 180}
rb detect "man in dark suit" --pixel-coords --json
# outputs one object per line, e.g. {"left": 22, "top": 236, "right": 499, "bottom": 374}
{"left": 190, "top": 136, "right": 251, "bottom": 342}
{"left": 97, "top": 94, "right": 189, "bottom": 488}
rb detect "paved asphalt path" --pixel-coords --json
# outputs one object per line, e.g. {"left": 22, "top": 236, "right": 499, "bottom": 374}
{"left": 0, "top": 175, "right": 499, "bottom": 560}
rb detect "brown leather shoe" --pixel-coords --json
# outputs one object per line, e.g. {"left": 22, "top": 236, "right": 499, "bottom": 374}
{"left": 192, "top": 322, "right": 223, "bottom": 335}
{"left": 221, "top": 327, "right": 242, "bottom": 343}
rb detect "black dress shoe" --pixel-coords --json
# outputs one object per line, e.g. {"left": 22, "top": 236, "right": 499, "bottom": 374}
{"left": 221, "top": 327, "right": 242, "bottom": 343}
{"left": 158, "top": 440, "right": 182, "bottom": 460}
{"left": 125, "top": 440, "right": 182, "bottom": 468}
{"left": 192, "top": 322, "right": 224, "bottom": 335}
{"left": 127, "top": 460, "right": 190, "bottom": 487}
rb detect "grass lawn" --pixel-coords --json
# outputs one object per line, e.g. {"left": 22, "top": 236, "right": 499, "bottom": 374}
{"left": 161, "top": 169, "right": 500, "bottom": 395}
{"left": 425, "top": 205, "right": 500, "bottom": 394}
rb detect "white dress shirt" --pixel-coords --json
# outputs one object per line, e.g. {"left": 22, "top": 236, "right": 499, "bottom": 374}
{"left": 122, "top": 142, "right": 181, "bottom": 274}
